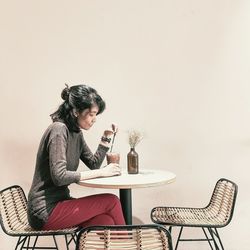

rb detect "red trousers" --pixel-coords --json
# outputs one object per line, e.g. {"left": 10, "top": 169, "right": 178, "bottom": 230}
{"left": 42, "top": 193, "right": 126, "bottom": 230}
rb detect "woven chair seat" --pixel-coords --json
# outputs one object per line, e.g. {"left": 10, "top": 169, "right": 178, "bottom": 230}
{"left": 5, "top": 223, "right": 78, "bottom": 236}
{"left": 151, "top": 206, "right": 231, "bottom": 227}
{"left": 76, "top": 225, "right": 173, "bottom": 250}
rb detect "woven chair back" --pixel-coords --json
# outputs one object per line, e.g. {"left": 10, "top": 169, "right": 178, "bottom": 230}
{"left": 206, "top": 178, "right": 238, "bottom": 227}
{"left": 0, "top": 185, "right": 29, "bottom": 235}
{"left": 77, "top": 225, "right": 172, "bottom": 250}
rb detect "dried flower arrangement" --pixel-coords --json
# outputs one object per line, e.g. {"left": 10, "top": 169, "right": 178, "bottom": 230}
{"left": 128, "top": 130, "right": 143, "bottom": 148}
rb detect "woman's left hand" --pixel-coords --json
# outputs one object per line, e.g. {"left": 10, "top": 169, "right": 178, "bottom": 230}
{"left": 103, "top": 123, "right": 118, "bottom": 137}
{"left": 100, "top": 123, "right": 118, "bottom": 146}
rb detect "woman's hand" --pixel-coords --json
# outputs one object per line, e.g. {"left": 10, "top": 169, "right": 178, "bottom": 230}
{"left": 100, "top": 123, "right": 118, "bottom": 147}
{"left": 101, "top": 163, "right": 121, "bottom": 177}
{"left": 103, "top": 123, "right": 118, "bottom": 137}
{"left": 80, "top": 163, "right": 121, "bottom": 181}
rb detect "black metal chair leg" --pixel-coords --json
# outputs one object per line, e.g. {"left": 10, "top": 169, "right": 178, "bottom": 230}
{"left": 66, "top": 233, "right": 74, "bottom": 246}
{"left": 20, "top": 236, "right": 28, "bottom": 250}
{"left": 15, "top": 236, "right": 26, "bottom": 250}
{"left": 32, "top": 236, "right": 39, "bottom": 250}
{"left": 52, "top": 235, "right": 59, "bottom": 250}
{"left": 15, "top": 236, "right": 22, "bottom": 250}
{"left": 73, "top": 232, "right": 78, "bottom": 243}
{"left": 174, "top": 226, "right": 183, "bottom": 250}
{"left": 22, "top": 236, "right": 31, "bottom": 250}
{"left": 69, "top": 233, "right": 78, "bottom": 245}
{"left": 66, "top": 234, "right": 71, "bottom": 246}
{"left": 214, "top": 228, "right": 224, "bottom": 250}
{"left": 64, "top": 235, "right": 69, "bottom": 250}
{"left": 208, "top": 228, "right": 220, "bottom": 250}
{"left": 202, "top": 227, "right": 214, "bottom": 250}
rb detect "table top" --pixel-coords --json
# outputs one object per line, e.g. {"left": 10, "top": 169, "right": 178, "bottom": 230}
{"left": 78, "top": 169, "right": 176, "bottom": 189}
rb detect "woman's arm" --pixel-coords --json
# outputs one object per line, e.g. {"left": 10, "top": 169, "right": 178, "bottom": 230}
{"left": 79, "top": 163, "right": 121, "bottom": 180}
{"left": 80, "top": 140, "right": 109, "bottom": 169}
{"left": 80, "top": 125, "right": 117, "bottom": 169}
{"left": 48, "top": 127, "right": 81, "bottom": 186}
{"left": 79, "top": 124, "right": 120, "bottom": 178}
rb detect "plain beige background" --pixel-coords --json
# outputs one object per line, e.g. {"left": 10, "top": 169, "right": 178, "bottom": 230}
{"left": 0, "top": 0, "right": 249, "bottom": 249}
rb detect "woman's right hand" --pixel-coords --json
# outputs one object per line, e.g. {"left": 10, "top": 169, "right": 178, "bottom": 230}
{"left": 101, "top": 163, "right": 121, "bottom": 177}
{"left": 80, "top": 164, "right": 121, "bottom": 181}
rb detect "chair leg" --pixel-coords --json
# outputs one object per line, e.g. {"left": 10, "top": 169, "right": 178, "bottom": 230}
{"left": 52, "top": 235, "right": 59, "bottom": 250}
{"left": 20, "top": 236, "right": 31, "bottom": 250}
{"left": 164, "top": 225, "right": 225, "bottom": 250}
{"left": 15, "top": 236, "right": 27, "bottom": 250}
{"left": 64, "top": 235, "right": 70, "bottom": 250}
{"left": 15, "top": 234, "right": 77, "bottom": 250}
{"left": 67, "top": 233, "right": 78, "bottom": 246}
{"left": 27, "top": 236, "right": 31, "bottom": 249}
{"left": 174, "top": 226, "right": 183, "bottom": 250}
{"left": 209, "top": 228, "right": 224, "bottom": 250}
{"left": 214, "top": 228, "right": 224, "bottom": 250}
{"left": 202, "top": 227, "right": 215, "bottom": 250}
{"left": 73, "top": 232, "right": 78, "bottom": 243}
{"left": 208, "top": 228, "right": 221, "bottom": 250}
{"left": 31, "top": 236, "right": 39, "bottom": 250}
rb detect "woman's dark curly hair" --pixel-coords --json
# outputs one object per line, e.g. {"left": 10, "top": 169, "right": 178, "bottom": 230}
{"left": 50, "top": 84, "right": 106, "bottom": 132}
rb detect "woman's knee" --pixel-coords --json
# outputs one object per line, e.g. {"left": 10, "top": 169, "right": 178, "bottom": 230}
{"left": 103, "top": 194, "right": 123, "bottom": 210}
{"left": 98, "top": 214, "right": 115, "bottom": 225}
{"left": 102, "top": 193, "right": 120, "bottom": 204}
{"left": 81, "top": 214, "right": 115, "bottom": 227}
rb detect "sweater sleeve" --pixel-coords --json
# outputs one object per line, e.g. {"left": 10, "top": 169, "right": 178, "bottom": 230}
{"left": 80, "top": 136, "right": 109, "bottom": 170}
{"left": 48, "top": 127, "right": 81, "bottom": 186}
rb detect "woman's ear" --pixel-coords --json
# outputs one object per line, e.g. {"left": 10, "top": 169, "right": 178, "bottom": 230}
{"left": 73, "top": 109, "right": 78, "bottom": 117}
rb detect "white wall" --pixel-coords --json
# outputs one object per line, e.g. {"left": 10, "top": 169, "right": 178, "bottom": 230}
{"left": 0, "top": 1, "right": 249, "bottom": 249}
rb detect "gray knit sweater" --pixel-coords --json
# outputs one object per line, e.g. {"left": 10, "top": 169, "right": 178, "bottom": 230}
{"left": 27, "top": 122, "right": 109, "bottom": 230}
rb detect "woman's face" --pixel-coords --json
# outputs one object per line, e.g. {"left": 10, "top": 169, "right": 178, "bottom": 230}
{"left": 76, "top": 105, "right": 99, "bottom": 130}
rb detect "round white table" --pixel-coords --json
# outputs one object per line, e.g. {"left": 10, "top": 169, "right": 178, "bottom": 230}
{"left": 78, "top": 169, "right": 176, "bottom": 224}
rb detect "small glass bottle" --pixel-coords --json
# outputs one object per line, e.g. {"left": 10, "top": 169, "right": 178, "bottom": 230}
{"left": 127, "top": 148, "right": 139, "bottom": 174}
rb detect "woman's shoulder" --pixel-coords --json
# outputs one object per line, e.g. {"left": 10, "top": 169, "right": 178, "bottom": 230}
{"left": 44, "top": 121, "right": 83, "bottom": 141}
{"left": 49, "top": 121, "right": 68, "bottom": 130}
{"left": 46, "top": 121, "right": 69, "bottom": 136}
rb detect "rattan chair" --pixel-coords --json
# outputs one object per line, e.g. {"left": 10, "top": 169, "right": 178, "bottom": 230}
{"left": 151, "top": 178, "right": 238, "bottom": 250}
{"left": 76, "top": 224, "right": 173, "bottom": 250}
{"left": 0, "top": 185, "right": 79, "bottom": 250}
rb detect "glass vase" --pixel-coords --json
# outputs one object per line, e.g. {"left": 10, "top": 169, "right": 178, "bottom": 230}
{"left": 127, "top": 147, "right": 139, "bottom": 174}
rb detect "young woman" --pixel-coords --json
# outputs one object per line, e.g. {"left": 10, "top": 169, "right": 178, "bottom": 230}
{"left": 27, "top": 84, "right": 125, "bottom": 230}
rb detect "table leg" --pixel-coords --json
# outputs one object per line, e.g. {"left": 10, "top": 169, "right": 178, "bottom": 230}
{"left": 119, "top": 189, "right": 132, "bottom": 225}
